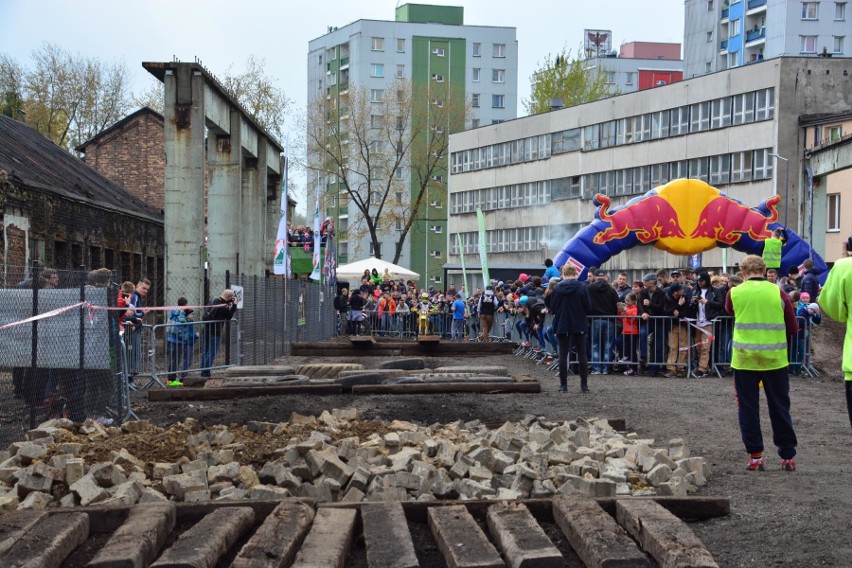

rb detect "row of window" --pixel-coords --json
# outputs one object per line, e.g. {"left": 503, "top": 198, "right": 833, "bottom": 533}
{"left": 798, "top": 1, "right": 847, "bottom": 21}
{"left": 449, "top": 148, "right": 775, "bottom": 214}
{"left": 451, "top": 88, "right": 775, "bottom": 175}
{"left": 471, "top": 93, "right": 506, "bottom": 109}
{"left": 451, "top": 225, "right": 553, "bottom": 255}
{"left": 798, "top": 35, "right": 845, "bottom": 54}
{"left": 364, "top": 37, "right": 507, "bottom": 57}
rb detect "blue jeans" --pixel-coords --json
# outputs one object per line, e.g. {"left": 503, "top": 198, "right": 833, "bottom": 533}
{"left": 200, "top": 334, "right": 221, "bottom": 378}
{"left": 591, "top": 318, "right": 614, "bottom": 373}
{"left": 451, "top": 318, "right": 465, "bottom": 342}
{"left": 640, "top": 318, "right": 668, "bottom": 373}
{"left": 544, "top": 326, "right": 559, "bottom": 353}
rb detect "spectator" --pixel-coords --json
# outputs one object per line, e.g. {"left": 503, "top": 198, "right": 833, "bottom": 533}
{"left": 708, "top": 274, "right": 731, "bottom": 373}
{"left": 655, "top": 269, "right": 671, "bottom": 291}
{"left": 663, "top": 282, "right": 695, "bottom": 378}
{"left": 638, "top": 273, "right": 666, "bottom": 376}
{"left": 588, "top": 270, "right": 619, "bottom": 374}
{"left": 790, "top": 292, "right": 821, "bottom": 375}
{"left": 766, "top": 269, "right": 778, "bottom": 284}
{"left": 548, "top": 263, "right": 591, "bottom": 393}
{"left": 200, "top": 289, "right": 237, "bottom": 378}
{"left": 478, "top": 287, "right": 499, "bottom": 342}
{"left": 614, "top": 272, "right": 631, "bottom": 302}
{"left": 543, "top": 259, "right": 560, "bottom": 281}
{"left": 450, "top": 293, "right": 466, "bottom": 342}
{"left": 619, "top": 293, "right": 640, "bottom": 376}
{"left": 124, "top": 278, "right": 150, "bottom": 382}
{"left": 725, "top": 255, "right": 799, "bottom": 472}
{"left": 799, "top": 259, "right": 820, "bottom": 301}
{"left": 166, "top": 297, "right": 195, "bottom": 386}
{"left": 762, "top": 228, "right": 784, "bottom": 270}
{"left": 786, "top": 265, "right": 802, "bottom": 291}
{"left": 334, "top": 288, "right": 350, "bottom": 334}
{"left": 692, "top": 273, "right": 714, "bottom": 378}
{"left": 817, "top": 256, "right": 852, "bottom": 428}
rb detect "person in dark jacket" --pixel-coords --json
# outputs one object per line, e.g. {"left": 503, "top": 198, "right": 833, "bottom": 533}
{"left": 334, "top": 288, "right": 350, "bottom": 334}
{"left": 799, "top": 259, "right": 820, "bottom": 301}
{"left": 663, "top": 282, "right": 695, "bottom": 377}
{"left": 548, "top": 263, "right": 591, "bottom": 393}
{"left": 637, "top": 273, "right": 667, "bottom": 376}
{"left": 588, "top": 270, "right": 620, "bottom": 374}
{"left": 200, "top": 289, "right": 238, "bottom": 378}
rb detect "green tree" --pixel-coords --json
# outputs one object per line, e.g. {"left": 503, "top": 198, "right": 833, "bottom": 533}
{"left": 524, "top": 47, "right": 613, "bottom": 115}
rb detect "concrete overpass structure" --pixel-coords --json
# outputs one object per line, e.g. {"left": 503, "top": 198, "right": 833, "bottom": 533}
{"left": 143, "top": 61, "right": 284, "bottom": 302}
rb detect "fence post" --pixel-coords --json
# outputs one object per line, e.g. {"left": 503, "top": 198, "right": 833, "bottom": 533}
{"left": 27, "top": 260, "right": 42, "bottom": 429}
{"left": 224, "top": 270, "right": 231, "bottom": 365}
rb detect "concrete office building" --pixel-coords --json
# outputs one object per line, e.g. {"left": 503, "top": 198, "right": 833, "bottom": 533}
{"left": 307, "top": 4, "right": 517, "bottom": 286}
{"left": 684, "top": 0, "right": 852, "bottom": 77}
{"left": 446, "top": 56, "right": 852, "bottom": 284}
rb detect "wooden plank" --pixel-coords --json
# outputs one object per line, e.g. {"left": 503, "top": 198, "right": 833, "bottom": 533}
{"left": 147, "top": 383, "right": 343, "bottom": 401}
{"left": 486, "top": 504, "right": 562, "bottom": 568}
{"left": 232, "top": 501, "right": 315, "bottom": 568}
{"left": 88, "top": 503, "right": 176, "bottom": 568}
{"left": 223, "top": 365, "right": 298, "bottom": 376}
{"left": 416, "top": 335, "right": 441, "bottom": 343}
{"left": 553, "top": 494, "right": 649, "bottom": 568}
{"left": 616, "top": 499, "right": 719, "bottom": 568}
{"left": 292, "top": 507, "right": 357, "bottom": 568}
{"left": 428, "top": 504, "right": 504, "bottom": 568}
{"left": 0, "top": 510, "right": 48, "bottom": 556}
{"left": 349, "top": 335, "right": 376, "bottom": 344}
{"left": 361, "top": 503, "right": 419, "bottom": 568}
{"left": 151, "top": 506, "right": 255, "bottom": 568}
{"left": 1, "top": 512, "right": 89, "bottom": 568}
{"left": 353, "top": 382, "right": 541, "bottom": 395}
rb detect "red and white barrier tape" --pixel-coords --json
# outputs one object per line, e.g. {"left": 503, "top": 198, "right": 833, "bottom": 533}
{"left": 0, "top": 302, "right": 87, "bottom": 331}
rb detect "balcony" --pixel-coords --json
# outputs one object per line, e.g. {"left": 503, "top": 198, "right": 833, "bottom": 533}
{"left": 747, "top": 0, "right": 767, "bottom": 10}
{"left": 745, "top": 26, "right": 766, "bottom": 43}
{"left": 339, "top": 57, "right": 349, "bottom": 69}
{"left": 721, "top": 7, "right": 729, "bottom": 20}
{"left": 720, "top": 39, "right": 728, "bottom": 51}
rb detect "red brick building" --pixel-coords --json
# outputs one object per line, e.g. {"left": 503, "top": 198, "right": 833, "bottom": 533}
{"left": 77, "top": 107, "right": 166, "bottom": 212}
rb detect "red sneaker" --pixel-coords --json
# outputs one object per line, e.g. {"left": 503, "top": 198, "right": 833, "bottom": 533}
{"left": 746, "top": 457, "right": 765, "bottom": 471}
{"left": 780, "top": 459, "right": 796, "bottom": 472}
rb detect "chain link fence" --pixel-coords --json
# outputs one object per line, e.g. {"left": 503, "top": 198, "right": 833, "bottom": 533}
{"left": 0, "top": 263, "right": 336, "bottom": 447}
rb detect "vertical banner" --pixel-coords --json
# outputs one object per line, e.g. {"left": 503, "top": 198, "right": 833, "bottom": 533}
{"left": 310, "top": 188, "right": 322, "bottom": 281}
{"left": 456, "top": 233, "right": 469, "bottom": 298}
{"left": 476, "top": 208, "right": 490, "bottom": 289}
{"left": 324, "top": 235, "right": 337, "bottom": 286}
{"left": 273, "top": 146, "right": 291, "bottom": 277}
{"left": 689, "top": 252, "right": 702, "bottom": 270}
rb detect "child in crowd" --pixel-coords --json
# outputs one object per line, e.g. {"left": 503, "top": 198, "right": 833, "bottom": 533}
{"left": 166, "top": 297, "right": 195, "bottom": 386}
{"left": 792, "top": 292, "right": 821, "bottom": 375}
{"left": 619, "top": 293, "right": 640, "bottom": 376}
{"left": 117, "top": 281, "right": 137, "bottom": 334}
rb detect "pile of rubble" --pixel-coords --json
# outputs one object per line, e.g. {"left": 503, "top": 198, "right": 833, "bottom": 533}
{"left": 0, "top": 410, "right": 710, "bottom": 510}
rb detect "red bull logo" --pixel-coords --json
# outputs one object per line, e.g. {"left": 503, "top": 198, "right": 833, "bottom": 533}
{"left": 691, "top": 194, "right": 781, "bottom": 245}
{"left": 593, "top": 194, "right": 686, "bottom": 245}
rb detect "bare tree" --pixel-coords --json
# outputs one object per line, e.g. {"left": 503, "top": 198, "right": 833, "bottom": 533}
{"left": 220, "top": 55, "right": 291, "bottom": 141}
{"left": 306, "top": 78, "right": 466, "bottom": 264}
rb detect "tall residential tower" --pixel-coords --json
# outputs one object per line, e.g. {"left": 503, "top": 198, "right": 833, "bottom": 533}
{"left": 307, "top": 4, "right": 517, "bottom": 287}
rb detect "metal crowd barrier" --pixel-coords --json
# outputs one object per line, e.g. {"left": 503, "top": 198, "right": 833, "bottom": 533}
{"left": 121, "top": 319, "right": 241, "bottom": 389}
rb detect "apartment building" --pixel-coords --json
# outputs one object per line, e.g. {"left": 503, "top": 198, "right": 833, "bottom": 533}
{"left": 447, "top": 56, "right": 852, "bottom": 284}
{"left": 685, "top": 0, "right": 852, "bottom": 77}
{"left": 307, "top": 4, "right": 517, "bottom": 287}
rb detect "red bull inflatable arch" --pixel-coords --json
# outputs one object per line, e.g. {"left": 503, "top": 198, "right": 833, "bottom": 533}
{"left": 553, "top": 178, "right": 828, "bottom": 281}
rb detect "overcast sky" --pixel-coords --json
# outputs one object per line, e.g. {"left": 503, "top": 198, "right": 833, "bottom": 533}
{"left": 1, "top": 0, "right": 685, "bottom": 207}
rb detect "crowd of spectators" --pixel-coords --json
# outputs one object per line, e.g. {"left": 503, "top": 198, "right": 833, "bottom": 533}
{"left": 286, "top": 218, "right": 335, "bottom": 250}
{"left": 333, "top": 256, "right": 824, "bottom": 378}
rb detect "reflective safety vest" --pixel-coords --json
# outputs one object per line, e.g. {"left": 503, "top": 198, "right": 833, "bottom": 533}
{"left": 762, "top": 237, "right": 783, "bottom": 269}
{"left": 731, "top": 280, "right": 788, "bottom": 370}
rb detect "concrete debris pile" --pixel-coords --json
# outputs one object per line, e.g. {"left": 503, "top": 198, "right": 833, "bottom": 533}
{"left": 0, "top": 412, "right": 710, "bottom": 510}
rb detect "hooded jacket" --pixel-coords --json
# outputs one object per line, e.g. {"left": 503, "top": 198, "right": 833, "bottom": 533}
{"left": 548, "top": 278, "right": 591, "bottom": 334}
{"left": 588, "top": 280, "right": 619, "bottom": 316}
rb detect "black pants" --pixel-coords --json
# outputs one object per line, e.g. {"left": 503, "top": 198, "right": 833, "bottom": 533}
{"left": 733, "top": 367, "right": 797, "bottom": 460}
{"left": 846, "top": 381, "right": 852, "bottom": 429}
{"left": 558, "top": 332, "right": 588, "bottom": 390}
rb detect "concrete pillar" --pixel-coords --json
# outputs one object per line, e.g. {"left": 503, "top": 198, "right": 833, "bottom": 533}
{"left": 164, "top": 67, "right": 205, "bottom": 305}
{"left": 240, "top": 155, "right": 260, "bottom": 276}
{"left": 207, "top": 110, "right": 242, "bottom": 277}
{"left": 247, "top": 141, "right": 268, "bottom": 276}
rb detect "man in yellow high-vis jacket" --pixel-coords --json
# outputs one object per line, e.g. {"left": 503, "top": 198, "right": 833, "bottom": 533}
{"left": 815, "top": 255, "right": 852, "bottom": 429}
{"left": 725, "top": 255, "right": 800, "bottom": 472}
{"left": 762, "top": 228, "right": 784, "bottom": 270}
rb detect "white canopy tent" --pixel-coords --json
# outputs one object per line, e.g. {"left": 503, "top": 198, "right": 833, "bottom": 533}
{"left": 335, "top": 257, "right": 420, "bottom": 281}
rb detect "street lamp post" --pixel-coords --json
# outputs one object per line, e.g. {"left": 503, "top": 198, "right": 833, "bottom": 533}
{"left": 768, "top": 152, "right": 790, "bottom": 228}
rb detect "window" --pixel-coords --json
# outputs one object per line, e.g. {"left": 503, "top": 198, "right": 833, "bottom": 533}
{"left": 711, "top": 97, "right": 732, "bottom": 128}
{"left": 396, "top": 116, "right": 404, "bottom": 131}
{"left": 370, "top": 115, "right": 381, "bottom": 128}
{"left": 370, "top": 64, "right": 384, "bottom": 78}
{"left": 728, "top": 50, "right": 739, "bottom": 68}
{"left": 370, "top": 242, "right": 382, "bottom": 256}
{"left": 731, "top": 151, "right": 753, "bottom": 182}
{"left": 397, "top": 38, "right": 405, "bottom": 52}
{"left": 690, "top": 101, "right": 711, "bottom": 132}
{"left": 551, "top": 129, "right": 580, "bottom": 153}
{"left": 802, "top": 2, "right": 819, "bottom": 19}
{"left": 492, "top": 69, "right": 505, "bottom": 83}
{"left": 827, "top": 125, "right": 842, "bottom": 141}
{"left": 397, "top": 89, "right": 405, "bottom": 102}
{"left": 753, "top": 149, "right": 774, "bottom": 179}
{"left": 396, "top": 64, "right": 405, "bottom": 78}
{"left": 583, "top": 123, "right": 600, "bottom": 150}
{"left": 492, "top": 94, "right": 505, "bottom": 108}
{"left": 801, "top": 35, "right": 817, "bottom": 53}
{"left": 625, "top": 72, "right": 635, "bottom": 85}
{"left": 434, "top": 99, "right": 444, "bottom": 108}
{"left": 472, "top": 68, "right": 480, "bottom": 82}
{"left": 709, "top": 154, "right": 732, "bottom": 185}
{"left": 431, "top": 225, "right": 443, "bottom": 234}
{"left": 828, "top": 194, "right": 841, "bottom": 231}
{"left": 432, "top": 73, "right": 445, "bottom": 82}
{"left": 371, "top": 37, "right": 384, "bottom": 51}
{"left": 732, "top": 92, "right": 755, "bottom": 124}
{"left": 706, "top": 61, "right": 712, "bottom": 73}
{"left": 670, "top": 160, "right": 688, "bottom": 180}
{"left": 650, "top": 163, "right": 670, "bottom": 188}
{"left": 318, "top": 54, "right": 323, "bottom": 65}
{"left": 493, "top": 43, "right": 506, "bottom": 57}
{"left": 729, "top": 19, "right": 741, "bottom": 38}
{"left": 670, "top": 106, "right": 690, "bottom": 135}
{"left": 836, "top": 2, "right": 847, "bottom": 20}
{"left": 708, "top": 0, "right": 714, "bottom": 9}
{"left": 835, "top": 36, "right": 845, "bottom": 53}
{"left": 634, "top": 114, "right": 651, "bottom": 141}
{"left": 707, "top": 31, "right": 713, "bottom": 43}
{"left": 472, "top": 42, "right": 481, "bottom": 57}
{"left": 755, "top": 88, "right": 775, "bottom": 120}
{"left": 433, "top": 47, "right": 445, "bottom": 57}
{"left": 471, "top": 93, "right": 480, "bottom": 107}
{"left": 370, "top": 89, "right": 384, "bottom": 103}
{"left": 651, "top": 110, "right": 670, "bottom": 139}
{"left": 600, "top": 121, "right": 617, "bottom": 148}
{"left": 616, "top": 117, "right": 635, "bottom": 145}
{"left": 689, "top": 157, "right": 710, "bottom": 182}
{"left": 471, "top": 118, "right": 480, "bottom": 128}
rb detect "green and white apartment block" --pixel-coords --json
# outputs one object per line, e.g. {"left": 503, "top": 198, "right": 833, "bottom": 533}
{"left": 307, "top": 4, "right": 517, "bottom": 287}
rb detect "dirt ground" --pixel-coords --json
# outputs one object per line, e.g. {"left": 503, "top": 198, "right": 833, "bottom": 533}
{"left": 128, "top": 319, "right": 852, "bottom": 567}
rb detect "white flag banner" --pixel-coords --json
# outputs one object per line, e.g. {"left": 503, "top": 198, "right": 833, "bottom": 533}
{"left": 273, "top": 142, "right": 290, "bottom": 277}
{"left": 310, "top": 188, "right": 322, "bottom": 281}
